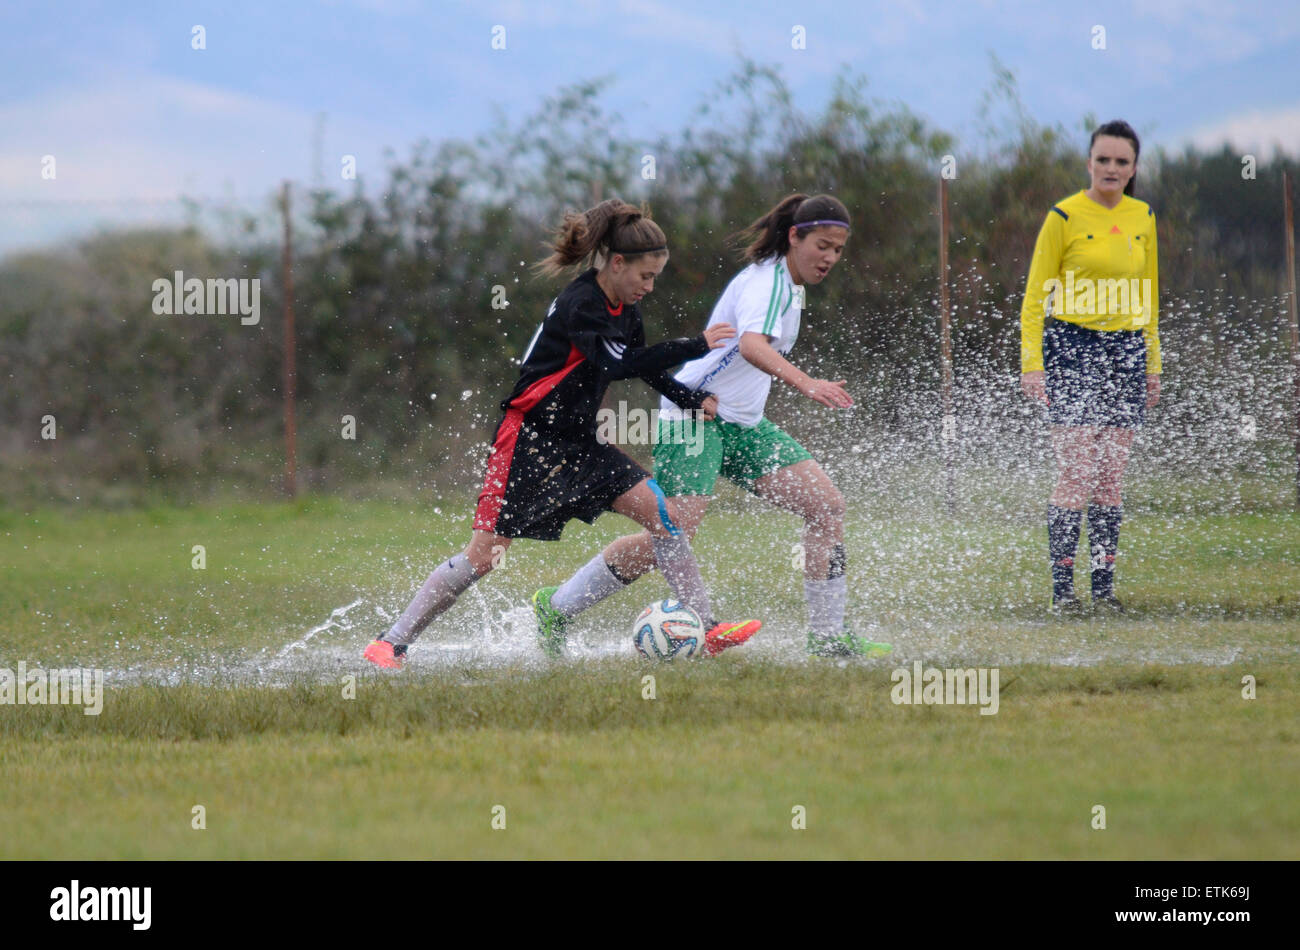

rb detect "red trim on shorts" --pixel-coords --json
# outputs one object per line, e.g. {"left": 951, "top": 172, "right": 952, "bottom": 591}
{"left": 473, "top": 344, "right": 586, "bottom": 533}
{"left": 474, "top": 408, "right": 524, "bottom": 533}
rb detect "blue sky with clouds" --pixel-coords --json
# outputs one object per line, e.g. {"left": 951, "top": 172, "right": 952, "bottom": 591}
{"left": 2, "top": 0, "right": 1297, "bottom": 256}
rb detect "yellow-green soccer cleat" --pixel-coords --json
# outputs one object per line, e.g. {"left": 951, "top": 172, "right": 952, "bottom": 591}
{"left": 533, "top": 586, "right": 570, "bottom": 658}
{"left": 807, "top": 630, "right": 893, "bottom": 658}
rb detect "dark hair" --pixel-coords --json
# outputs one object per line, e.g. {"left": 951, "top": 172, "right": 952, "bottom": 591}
{"left": 735, "top": 193, "right": 851, "bottom": 262}
{"left": 534, "top": 198, "right": 667, "bottom": 277}
{"left": 1089, "top": 119, "right": 1141, "bottom": 197}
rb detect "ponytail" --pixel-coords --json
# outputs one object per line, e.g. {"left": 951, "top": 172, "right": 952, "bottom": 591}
{"left": 735, "top": 193, "right": 851, "bottom": 262}
{"left": 534, "top": 198, "right": 668, "bottom": 277}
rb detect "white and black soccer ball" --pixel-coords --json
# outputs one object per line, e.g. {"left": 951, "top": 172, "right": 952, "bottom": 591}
{"left": 632, "top": 600, "right": 705, "bottom": 660}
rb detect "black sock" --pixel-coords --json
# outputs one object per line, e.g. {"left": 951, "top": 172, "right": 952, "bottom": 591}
{"left": 1088, "top": 504, "right": 1122, "bottom": 598}
{"left": 828, "top": 543, "right": 847, "bottom": 579}
{"left": 1048, "top": 505, "right": 1082, "bottom": 601}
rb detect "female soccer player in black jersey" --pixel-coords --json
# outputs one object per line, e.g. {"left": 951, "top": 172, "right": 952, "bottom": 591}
{"left": 1020, "top": 120, "right": 1161, "bottom": 614}
{"left": 364, "top": 199, "right": 760, "bottom": 667}
{"left": 533, "top": 194, "right": 891, "bottom": 659}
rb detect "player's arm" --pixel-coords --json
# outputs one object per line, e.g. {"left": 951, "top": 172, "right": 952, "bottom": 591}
{"left": 1141, "top": 209, "right": 1160, "bottom": 407}
{"left": 640, "top": 371, "right": 712, "bottom": 413}
{"left": 738, "top": 332, "right": 852, "bottom": 409}
{"left": 636, "top": 319, "right": 729, "bottom": 414}
{"left": 1019, "top": 206, "right": 1066, "bottom": 403}
{"left": 567, "top": 303, "right": 715, "bottom": 380}
{"left": 1141, "top": 209, "right": 1161, "bottom": 375}
{"left": 730, "top": 273, "right": 851, "bottom": 409}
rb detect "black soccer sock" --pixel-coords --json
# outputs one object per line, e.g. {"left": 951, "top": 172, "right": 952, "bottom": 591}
{"left": 1088, "top": 504, "right": 1122, "bottom": 598}
{"left": 1048, "top": 505, "right": 1083, "bottom": 601}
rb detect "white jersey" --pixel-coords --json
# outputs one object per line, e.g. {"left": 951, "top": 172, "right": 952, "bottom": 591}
{"left": 660, "top": 257, "right": 802, "bottom": 428}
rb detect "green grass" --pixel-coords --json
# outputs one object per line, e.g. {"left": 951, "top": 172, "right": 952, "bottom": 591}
{"left": 2, "top": 494, "right": 1298, "bottom": 665}
{"left": 1, "top": 663, "right": 1295, "bottom": 859}
{"left": 1, "top": 497, "right": 1297, "bottom": 858}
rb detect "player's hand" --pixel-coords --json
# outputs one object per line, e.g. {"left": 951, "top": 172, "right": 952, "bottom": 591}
{"left": 1021, "top": 371, "right": 1047, "bottom": 405}
{"left": 703, "top": 325, "right": 736, "bottom": 349}
{"left": 1146, "top": 374, "right": 1160, "bottom": 408}
{"left": 800, "top": 378, "right": 853, "bottom": 409}
{"left": 696, "top": 395, "right": 718, "bottom": 421}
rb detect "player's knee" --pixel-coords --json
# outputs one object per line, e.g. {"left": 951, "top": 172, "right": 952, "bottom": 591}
{"left": 806, "top": 485, "right": 846, "bottom": 530}
{"left": 1053, "top": 479, "right": 1088, "bottom": 509}
{"left": 1095, "top": 467, "right": 1123, "bottom": 496}
{"left": 464, "top": 544, "right": 501, "bottom": 576}
{"left": 1059, "top": 464, "right": 1092, "bottom": 494}
{"left": 645, "top": 518, "right": 675, "bottom": 539}
{"left": 676, "top": 513, "right": 702, "bottom": 542}
{"left": 1093, "top": 482, "right": 1122, "bottom": 506}
{"left": 625, "top": 534, "right": 658, "bottom": 573}
{"left": 644, "top": 479, "right": 682, "bottom": 539}
{"left": 824, "top": 485, "right": 846, "bottom": 522}
{"left": 1073, "top": 455, "right": 1099, "bottom": 480}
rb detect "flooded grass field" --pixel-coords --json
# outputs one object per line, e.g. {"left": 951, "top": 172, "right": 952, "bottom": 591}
{"left": 1, "top": 485, "right": 1296, "bottom": 858}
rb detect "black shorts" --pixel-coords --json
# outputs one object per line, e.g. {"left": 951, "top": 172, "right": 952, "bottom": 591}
{"left": 473, "top": 410, "right": 648, "bottom": 541}
{"left": 1044, "top": 319, "right": 1147, "bottom": 428}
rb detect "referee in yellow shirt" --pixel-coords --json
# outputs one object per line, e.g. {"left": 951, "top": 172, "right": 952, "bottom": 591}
{"left": 1020, "top": 119, "right": 1161, "bottom": 614}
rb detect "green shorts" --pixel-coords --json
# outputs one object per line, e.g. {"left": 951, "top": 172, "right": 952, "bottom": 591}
{"left": 653, "top": 416, "right": 813, "bottom": 495}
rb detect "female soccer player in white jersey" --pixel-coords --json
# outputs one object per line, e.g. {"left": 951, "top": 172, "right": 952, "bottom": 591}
{"left": 533, "top": 194, "right": 891, "bottom": 658}
{"left": 363, "top": 199, "right": 760, "bottom": 668}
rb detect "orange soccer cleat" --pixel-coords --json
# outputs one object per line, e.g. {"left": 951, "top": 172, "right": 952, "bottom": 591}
{"left": 703, "top": 619, "right": 761, "bottom": 657}
{"left": 363, "top": 639, "right": 406, "bottom": 669}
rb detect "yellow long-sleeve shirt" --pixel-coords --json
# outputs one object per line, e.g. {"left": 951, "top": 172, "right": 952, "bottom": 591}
{"left": 1019, "top": 190, "right": 1160, "bottom": 374}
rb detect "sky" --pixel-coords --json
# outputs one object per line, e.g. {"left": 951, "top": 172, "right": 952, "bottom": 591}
{"left": 2, "top": 0, "right": 1298, "bottom": 257}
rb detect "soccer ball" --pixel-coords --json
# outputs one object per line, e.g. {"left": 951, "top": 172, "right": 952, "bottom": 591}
{"left": 632, "top": 600, "right": 705, "bottom": 660}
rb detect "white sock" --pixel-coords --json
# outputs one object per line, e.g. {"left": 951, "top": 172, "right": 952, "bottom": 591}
{"left": 653, "top": 535, "right": 712, "bottom": 626}
{"left": 384, "top": 554, "right": 481, "bottom": 646}
{"left": 552, "top": 553, "right": 628, "bottom": 617}
{"left": 804, "top": 575, "right": 846, "bottom": 636}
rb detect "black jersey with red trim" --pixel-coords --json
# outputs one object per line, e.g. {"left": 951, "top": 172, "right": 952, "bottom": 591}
{"left": 501, "top": 268, "right": 711, "bottom": 434}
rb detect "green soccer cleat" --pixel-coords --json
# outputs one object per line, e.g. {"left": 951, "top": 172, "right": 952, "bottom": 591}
{"left": 533, "top": 586, "right": 570, "bottom": 658}
{"left": 807, "top": 630, "right": 893, "bottom": 658}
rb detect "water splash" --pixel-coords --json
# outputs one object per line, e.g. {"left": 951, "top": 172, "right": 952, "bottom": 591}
{"left": 274, "top": 598, "right": 365, "bottom": 660}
